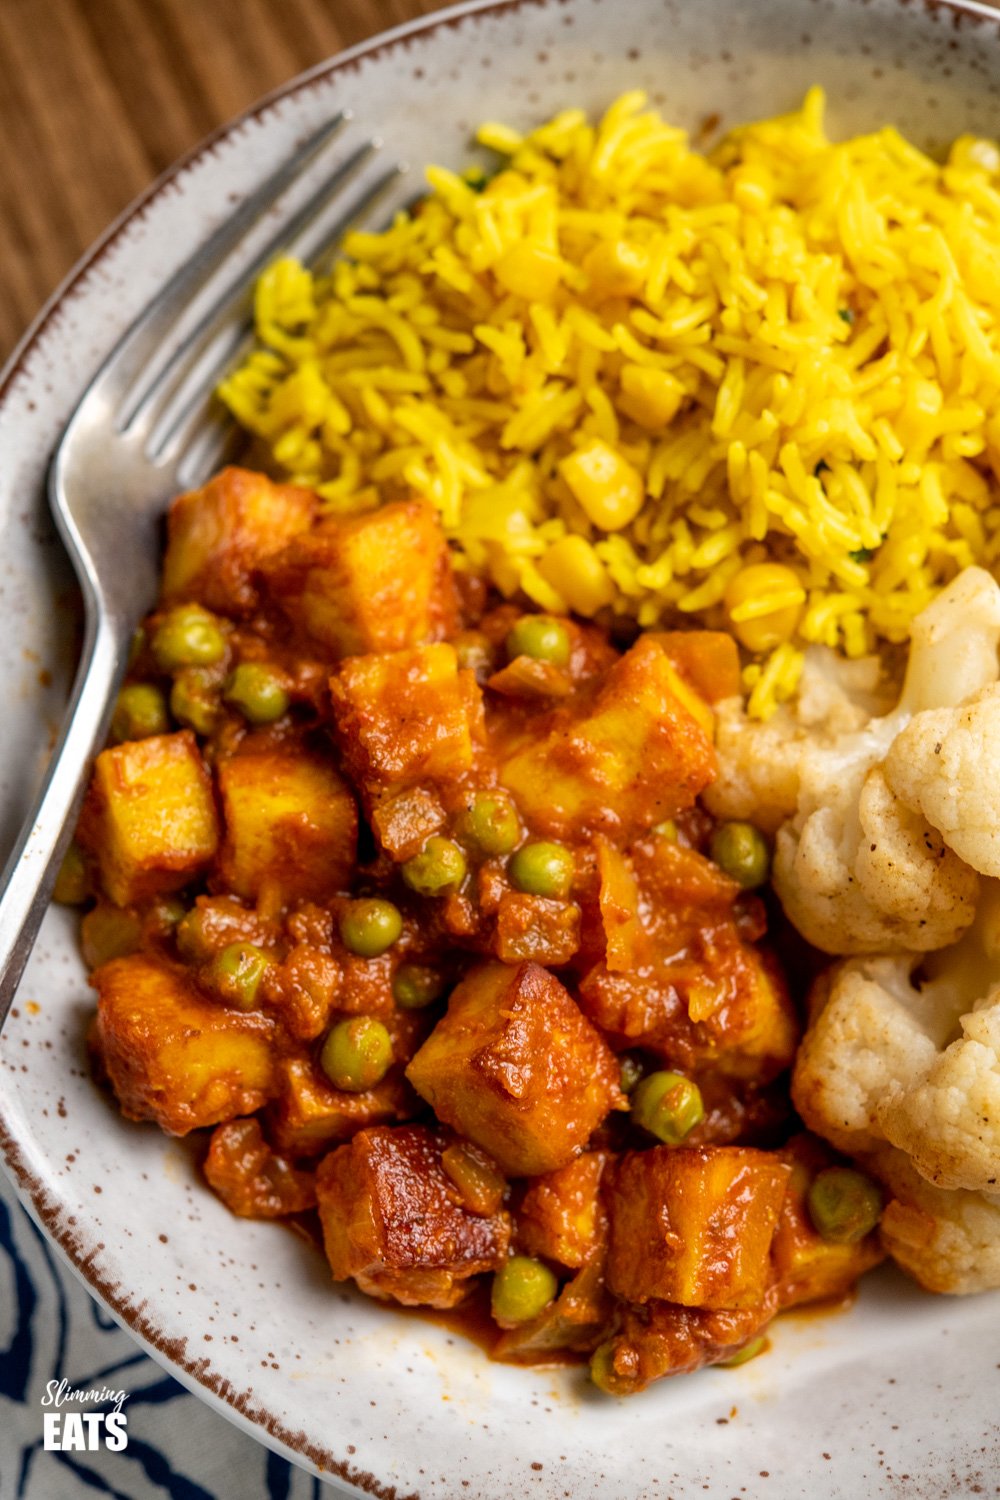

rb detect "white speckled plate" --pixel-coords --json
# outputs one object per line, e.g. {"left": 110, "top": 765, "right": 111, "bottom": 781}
{"left": 3, "top": 0, "right": 1000, "bottom": 1494}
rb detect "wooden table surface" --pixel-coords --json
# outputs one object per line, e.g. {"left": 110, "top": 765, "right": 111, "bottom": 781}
{"left": 0, "top": 0, "right": 446, "bottom": 362}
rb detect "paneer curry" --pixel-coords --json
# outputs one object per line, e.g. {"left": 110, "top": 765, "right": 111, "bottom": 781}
{"left": 68, "top": 466, "right": 885, "bottom": 1394}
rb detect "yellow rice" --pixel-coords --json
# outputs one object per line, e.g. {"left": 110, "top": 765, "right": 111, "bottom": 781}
{"left": 219, "top": 89, "right": 1000, "bottom": 717}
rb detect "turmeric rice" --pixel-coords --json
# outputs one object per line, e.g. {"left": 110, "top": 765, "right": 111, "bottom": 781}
{"left": 219, "top": 88, "right": 1000, "bottom": 717}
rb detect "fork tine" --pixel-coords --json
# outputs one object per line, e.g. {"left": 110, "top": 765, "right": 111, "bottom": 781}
{"left": 102, "top": 111, "right": 351, "bottom": 424}
{"left": 174, "top": 406, "right": 249, "bottom": 492}
{"left": 127, "top": 136, "right": 387, "bottom": 446}
{"left": 146, "top": 157, "right": 410, "bottom": 468}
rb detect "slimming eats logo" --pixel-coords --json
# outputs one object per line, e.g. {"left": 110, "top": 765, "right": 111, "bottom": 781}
{"left": 41, "top": 1379, "right": 129, "bottom": 1451}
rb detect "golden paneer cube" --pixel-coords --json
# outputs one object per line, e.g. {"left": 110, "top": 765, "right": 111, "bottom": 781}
{"left": 330, "top": 643, "right": 483, "bottom": 799}
{"left": 92, "top": 952, "right": 277, "bottom": 1135}
{"left": 316, "top": 1125, "right": 510, "bottom": 1308}
{"left": 498, "top": 637, "right": 716, "bottom": 840}
{"left": 264, "top": 499, "right": 457, "bottom": 657}
{"left": 606, "top": 1146, "right": 791, "bottom": 1310}
{"left": 516, "top": 1152, "right": 609, "bottom": 1269}
{"left": 215, "top": 742, "right": 357, "bottom": 905}
{"left": 79, "top": 731, "right": 219, "bottom": 907}
{"left": 406, "top": 961, "right": 623, "bottom": 1177}
{"left": 650, "top": 630, "right": 742, "bottom": 705}
{"left": 268, "top": 1057, "right": 416, "bottom": 1157}
{"left": 161, "top": 466, "right": 316, "bottom": 617}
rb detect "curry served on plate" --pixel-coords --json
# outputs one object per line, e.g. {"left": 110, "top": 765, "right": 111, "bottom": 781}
{"left": 66, "top": 468, "right": 881, "bottom": 1393}
{"left": 61, "top": 89, "right": 1000, "bottom": 1394}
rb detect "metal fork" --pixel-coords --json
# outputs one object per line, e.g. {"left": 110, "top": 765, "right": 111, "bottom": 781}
{"left": 0, "top": 115, "right": 407, "bottom": 1027}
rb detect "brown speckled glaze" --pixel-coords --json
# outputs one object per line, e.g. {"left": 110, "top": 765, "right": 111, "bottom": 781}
{"left": 3, "top": 0, "right": 1000, "bottom": 1495}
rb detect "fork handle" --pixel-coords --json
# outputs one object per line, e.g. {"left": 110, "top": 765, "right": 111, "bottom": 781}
{"left": 0, "top": 612, "right": 124, "bottom": 1027}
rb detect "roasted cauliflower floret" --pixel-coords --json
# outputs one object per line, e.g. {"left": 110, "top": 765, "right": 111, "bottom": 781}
{"left": 873, "top": 1146, "right": 1000, "bottom": 1296}
{"left": 878, "top": 993, "right": 1000, "bottom": 1194}
{"left": 884, "top": 682, "right": 1000, "bottom": 879}
{"left": 712, "top": 568, "right": 1000, "bottom": 954}
{"left": 794, "top": 884, "right": 1000, "bottom": 1199}
{"left": 902, "top": 564, "right": 1000, "bottom": 714}
{"left": 778, "top": 764, "right": 978, "bottom": 955}
{"left": 706, "top": 648, "right": 888, "bottom": 834}
{"left": 792, "top": 955, "right": 967, "bottom": 1160}
{"left": 706, "top": 697, "right": 811, "bottom": 837}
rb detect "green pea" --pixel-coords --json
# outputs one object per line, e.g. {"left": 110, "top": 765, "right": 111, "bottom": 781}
{"left": 223, "top": 662, "right": 290, "bottom": 725}
{"left": 339, "top": 898, "right": 403, "bottom": 958}
{"left": 52, "top": 842, "right": 89, "bottom": 906}
{"left": 505, "top": 615, "right": 571, "bottom": 667}
{"left": 170, "top": 668, "right": 221, "bottom": 736}
{"left": 652, "top": 818, "right": 678, "bottom": 842}
{"left": 507, "top": 840, "right": 575, "bottom": 899}
{"left": 630, "top": 1071, "right": 704, "bottom": 1145}
{"left": 110, "top": 683, "right": 170, "bottom": 743}
{"left": 618, "top": 1055, "right": 644, "bottom": 1095}
{"left": 205, "top": 942, "right": 275, "bottom": 1009}
{"left": 402, "top": 836, "right": 468, "bottom": 896}
{"left": 491, "top": 1255, "right": 558, "bottom": 1325}
{"left": 807, "top": 1167, "right": 882, "bottom": 1244}
{"left": 709, "top": 821, "right": 771, "bottom": 889}
{"left": 151, "top": 605, "right": 227, "bottom": 671}
{"left": 463, "top": 791, "right": 521, "bottom": 857}
{"left": 392, "top": 963, "right": 445, "bottom": 1010}
{"left": 589, "top": 1341, "right": 623, "bottom": 1396}
{"left": 320, "top": 1016, "right": 394, "bottom": 1093}
{"left": 719, "top": 1334, "right": 768, "bottom": 1368}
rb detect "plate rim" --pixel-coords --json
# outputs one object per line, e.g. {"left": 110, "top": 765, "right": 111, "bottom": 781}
{"left": 2, "top": 0, "right": 1000, "bottom": 1491}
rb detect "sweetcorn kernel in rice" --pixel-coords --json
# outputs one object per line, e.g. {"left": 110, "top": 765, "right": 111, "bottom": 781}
{"left": 219, "top": 89, "right": 1000, "bottom": 716}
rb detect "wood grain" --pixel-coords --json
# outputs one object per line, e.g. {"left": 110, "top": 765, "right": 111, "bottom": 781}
{"left": 0, "top": 0, "right": 444, "bottom": 360}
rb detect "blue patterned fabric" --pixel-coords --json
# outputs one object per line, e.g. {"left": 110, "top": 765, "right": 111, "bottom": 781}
{"left": 0, "top": 1169, "right": 321, "bottom": 1500}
